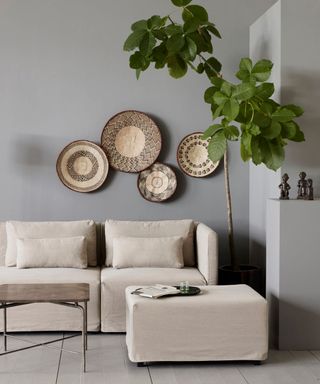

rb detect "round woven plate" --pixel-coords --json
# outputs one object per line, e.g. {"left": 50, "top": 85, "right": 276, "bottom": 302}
{"left": 101, "top": 110, "right": 162, "bottom": 173}
{"left": 56, "top": 140, "right": 109, "bottom": 193}
{"left": 177, "top": 132, "right": 220, "bottom": 178}
{"left": 138, "top": 162, "right": 177, "bottom": 202}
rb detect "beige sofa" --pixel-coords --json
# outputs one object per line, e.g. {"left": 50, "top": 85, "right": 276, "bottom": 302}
{"left": 0, "top": 220, "right": 218, "bottom": 333}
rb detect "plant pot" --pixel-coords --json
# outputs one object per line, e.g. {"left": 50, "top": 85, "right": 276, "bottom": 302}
{"left": 218, "top": 264, "right": 263, "bottom": 295}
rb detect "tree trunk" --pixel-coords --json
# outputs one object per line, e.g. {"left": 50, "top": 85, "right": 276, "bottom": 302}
{"left": 224, "top": 146, "right": 238, "bottom": 270}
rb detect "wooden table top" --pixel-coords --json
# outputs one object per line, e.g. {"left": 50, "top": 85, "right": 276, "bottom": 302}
{"left": 0, "top": 283, "right": 90, "bottom": 303}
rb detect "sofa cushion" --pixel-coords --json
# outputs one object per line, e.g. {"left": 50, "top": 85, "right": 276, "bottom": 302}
{"left": 105, "top": 220, "right": 195, "bottom": 267}
{"left": 16, "top": 236, "right": 87, "bottom": 269}
{"left": 5, "top": 220, "right": 97, "bottom": 267}
{"left": 0, "top": 266, "right": 100, "bottom": 331}
{"left": 0, "top": 222, "right": 6, "bottom": 266}
{"left": 100, "top": 267, "right": 206, "bottom": 332}
{"left": 112, "top": 236, "right": 184, "bottom": 269}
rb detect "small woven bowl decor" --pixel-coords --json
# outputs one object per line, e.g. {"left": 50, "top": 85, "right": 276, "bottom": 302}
{"left": 177, "top": 132, "right": 220, "bottom": 178}
{"left": 138, "top": 162, "right": 177, "bottom": 202}
{"left": 101, "top": 110, "right": 162, "bottom": 173}
{"left": 56, "top": 140, "right": 109, "bottom": 193}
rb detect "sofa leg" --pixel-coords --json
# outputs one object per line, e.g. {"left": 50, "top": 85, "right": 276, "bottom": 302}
{"left": 137, "top": 362, "right": 147, "bottom": 367}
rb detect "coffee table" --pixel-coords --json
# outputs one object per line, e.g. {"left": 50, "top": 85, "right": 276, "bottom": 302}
{"left": 0, "top": 283, "right": 89, "bottom": 372}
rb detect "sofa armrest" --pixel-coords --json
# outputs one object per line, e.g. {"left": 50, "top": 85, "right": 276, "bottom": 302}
{"left": 196, "top": 223, "right": 218, "bottom": 285}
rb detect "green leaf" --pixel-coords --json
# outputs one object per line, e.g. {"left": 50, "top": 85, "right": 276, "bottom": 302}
{"left": 240, "top": 130, "right": 252, "bottom": 161}
{"left": 221, "top": 81, "right": 233, "bottom": 97}
{"left": 236, "top": 102, "right": 254, "bottom": 124}
{"left": 207, "top": 131, "right": 226, "bottom": 162}
{"left": 165, "top": 24, "right": 183, "bottom": 36}
{"left": 147, "top": 15, "right": 163, "bottom": 30}
{"left": 152, "top": 43, "right": 168, "bottom": 68}
{"left": 202, "top": 124, "right": 223, "bottom": 139}
{"left": 210, "top": 77, "right": 224, "bottom": 88}
{"left": 289, "top": 124, "right": 305, "bottom": 142}
{"left": 236, "top": 69, "right": 251, "bottom": 82}
{"left": 281, "top": 121, "right": 297, "bottom": 139}
{"left": 166, "top": 33, "right": 185, "bottom": 53}
{"left": 233, "top": 83, "right": 256, "bottom": 101}
{"left": 182, "top": 5, "right": 209, "bottom": 22}
{"left": 249, "top": 123, "right": 260, "bottom": 136}
{"left": 167, "top": 55, "right": 188, "bottom": 78}
{"left": 186, "top": 37, "right": 197, "bottom": 59}
{"left": 251, "top": 136, "right": 263, "bottom": 165}
{"left": 135, "top": 69, "right": 142, "bottom": 80}
{"left": 204, "top": 57, "right": 222, "bottom": 75}
{"left": 212, "top": 103, "right": 224, "bottom": 120}
{"left": 255, "top": 83, "right": 274, "bottom": 100}
{"left": 124, "top": 30, "right": 147, "bottom": 51}
{"left": 239, "top": 58, "right": 252, "bottom": 72}
{"left": 152, "top": 28, "right": 167, "bottom": 40}
{"left": 171, "top": 0, "right": 192, "bottom": 6}
{"left": 285, "top": 104, "right": 304, "bottom": 117}
{"left": 252, "top": 59, "right": 273, "bottom": 82}
{"left": 272, "top": 108, "right": 296, "bottom": 122}
{"left": 131, "top": 20, "right": 148, "bottom": 31}
{"left": 260, "top": 139, "right": 284, "bottom": 171}
{"left": 197, "top": 62, "right": 204, "bottom": 74}
{"left": 206, "top": 24, "right": 221, "bottom": 39}
{"left": 139, "top": 32, "right": 156, "bottom": 56}
{"left": 183, "top": 18, "right": 201, "bottom": 34}
{"left": 129, "top": 51, "right": 145, "bottom": 69}
{"left": 224, "top": 125, "right": 239, "bottom": 140}
{"left": 262, "top": 120, "right": 281, "bottom": 139}
{"left": 213, "top": 91, "right": 228, "bottom": 106}
{"left": 223, "top": 98, "right": 240, "bottom": 121}
{"left": 253, "top": 111, "right": 271, "bottom": 128}
{"left": 204, "top": 86, "right": 216, "bottom": 103}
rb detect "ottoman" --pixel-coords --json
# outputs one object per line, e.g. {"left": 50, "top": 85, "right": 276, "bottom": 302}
{"left": 125, "top": 284, "right": 268, "bottom": 363}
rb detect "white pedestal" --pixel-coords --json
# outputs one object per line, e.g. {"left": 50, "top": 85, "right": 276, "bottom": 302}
{"left": 267, "top": 199, "right": 320, "bottom": 349}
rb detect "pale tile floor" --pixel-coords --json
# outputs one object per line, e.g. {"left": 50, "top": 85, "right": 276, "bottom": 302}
{"left": 0, "top": 333, "right": 320, "bottom": 384}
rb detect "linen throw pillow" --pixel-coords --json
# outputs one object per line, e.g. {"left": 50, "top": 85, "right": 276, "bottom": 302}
{"left": 5, "top": 220, "right": 96, "bottom": 267}
{"left": 16, "top": 236, "right": 87, "bottom": 269}
{"left": 105, "top": 219, "right": 195, "bottom": 267}
{"left": 112, "top": 236, "right": 184, "bottom": 269}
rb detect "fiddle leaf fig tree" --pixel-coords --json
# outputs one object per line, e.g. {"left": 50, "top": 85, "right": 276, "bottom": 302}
{"left": 123, "top": 0, "right": 304, "bottom": 270}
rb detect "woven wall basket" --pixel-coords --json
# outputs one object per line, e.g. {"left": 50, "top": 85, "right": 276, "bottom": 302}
{"left": 138, "top": 162, "right": 177, "bottom": 202}
{"left": 56, "top": 140, "right": 109, "bottom": 193}
{"left": 101, "top": 110, "right": 162, "bottom": 173}
{"left": 177, "top": 132, "right": 220, "bottom": 178}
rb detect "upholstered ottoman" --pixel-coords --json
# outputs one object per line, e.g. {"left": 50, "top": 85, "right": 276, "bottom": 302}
{"left": 125, "top": 285, "right": 268, "bottom": 364}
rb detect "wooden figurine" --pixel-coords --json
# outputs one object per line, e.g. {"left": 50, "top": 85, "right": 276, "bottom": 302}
{"left": 279, "top": 173, "right": 291, "bottom": 200}
{"left": 297, "top": 171, "right": 308, "bottom": 199}
{"left": 306, "top": 178, "right": 314, "bottom": 200}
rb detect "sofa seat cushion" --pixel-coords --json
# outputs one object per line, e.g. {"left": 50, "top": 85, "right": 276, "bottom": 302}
{"left": 100, "top": 267, "right": 206, "bottom": 332}
{"left": 0, "top": 267, "right": 100, "bottom": 332}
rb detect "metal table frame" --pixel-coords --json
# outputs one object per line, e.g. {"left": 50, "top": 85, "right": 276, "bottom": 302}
{"left": 0, "top": 300, "right": 88, "bottom": 372}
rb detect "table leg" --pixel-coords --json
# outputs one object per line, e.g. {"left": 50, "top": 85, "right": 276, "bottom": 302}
{"left": 84, "top": 301, "right": 88, "bottom": 351}
{"left": 3, "top": 304, "right": 7, "bottom": 352}
{"left": 80, "top": 304, "right": 86, "bottom": 373}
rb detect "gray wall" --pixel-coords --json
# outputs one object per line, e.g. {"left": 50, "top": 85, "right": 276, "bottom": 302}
{"left": 0, "top": 0, "right": 275, "bottom": 264}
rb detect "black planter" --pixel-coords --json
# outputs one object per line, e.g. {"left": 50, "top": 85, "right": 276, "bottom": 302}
{"left": 218, "top": 264, "right": 263, "bottom": 295}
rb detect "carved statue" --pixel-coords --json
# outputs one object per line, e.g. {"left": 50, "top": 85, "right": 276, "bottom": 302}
{"left": 279, "top": 173, "right": 290, "bottom": 200}
{"left": 297, "top": 171, "right": 308, "bottom": 199}
{"left": 306, "top": 178, "right": 314, "bottom": 200}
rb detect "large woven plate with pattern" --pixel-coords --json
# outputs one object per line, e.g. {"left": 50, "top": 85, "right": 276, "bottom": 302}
{"left": 177, "top": 132, "right": 220, "bottom": 178}
{"left": 56, "top": 140, "right": 109, "bottom": 193}
{"left": 138, "top": 163, "right": 177, "bottom": 202}
{"left": 101, "top": 110, "right": 162, "bottom": 173}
